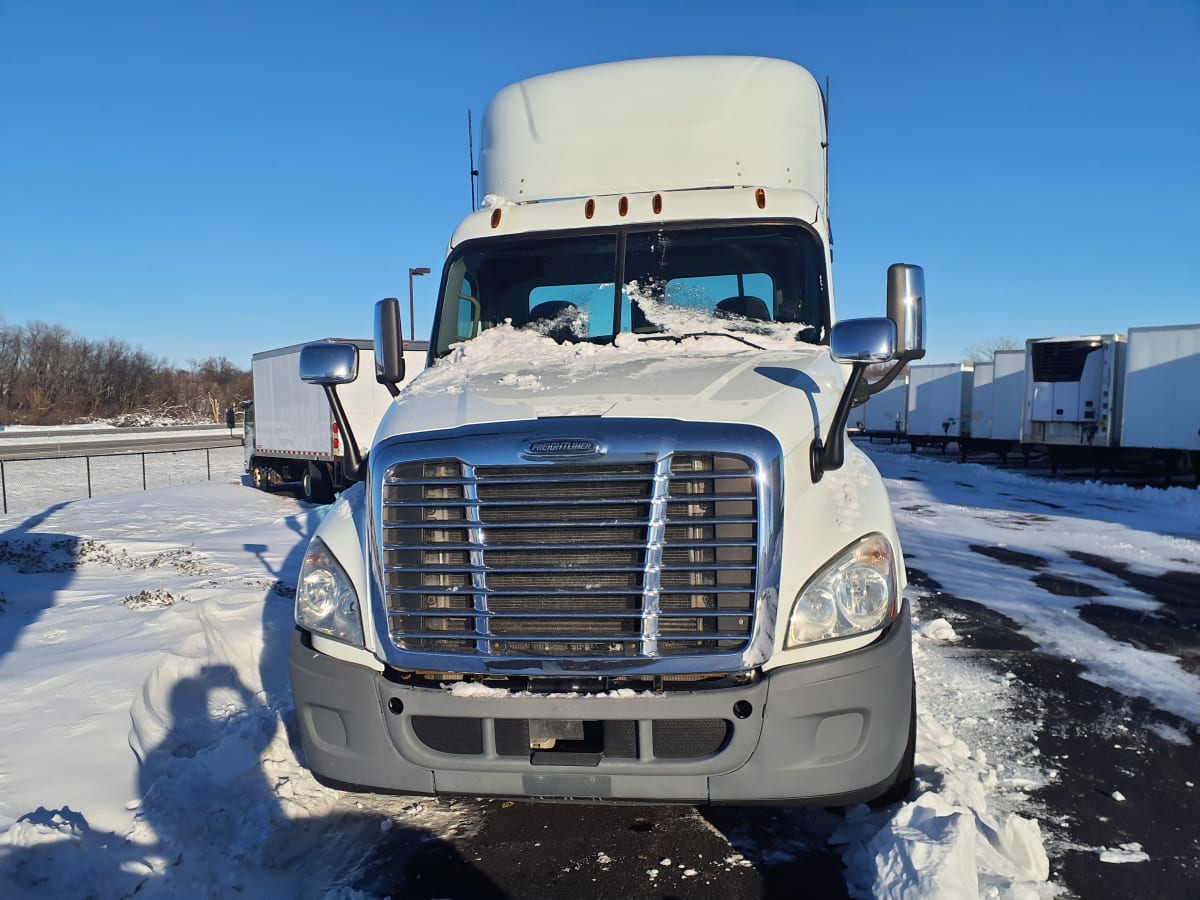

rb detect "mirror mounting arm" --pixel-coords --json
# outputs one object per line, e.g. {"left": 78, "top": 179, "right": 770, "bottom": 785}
{"left": 320, "top": 384, "right": 365, "bottom": 484}
{"left": 810, "top": 362, "right": 868, "bottom": 483}
{"left": 851, "top": 348, "right": 925, "bottom": 405}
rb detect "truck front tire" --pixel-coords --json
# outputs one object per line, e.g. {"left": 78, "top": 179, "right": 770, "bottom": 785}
{"left": 303, "top": 462, "right": 334, "bottom": 504}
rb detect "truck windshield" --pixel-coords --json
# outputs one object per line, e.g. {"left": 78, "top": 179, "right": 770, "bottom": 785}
{"left": 432, "top": 223, "right": 827, "bottom": 357}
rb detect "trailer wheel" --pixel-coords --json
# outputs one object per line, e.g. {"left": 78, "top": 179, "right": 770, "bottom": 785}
{"left": 251, "top": 463, "right": 269, "bottom": 491}
{"left": 303, "top": 462, "right": 334, "bottom": 504}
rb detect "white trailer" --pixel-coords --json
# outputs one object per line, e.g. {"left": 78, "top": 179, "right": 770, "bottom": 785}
{"left": 862, "top": 376, "right": 908, "bottom": 439}
{"left": 244, "top": 339, "right": 427, "bottom": 501}
{"left": 1120, "top": 324, "right": 1200, "bottom": 474}
{"left": 991, "top": 349, "right": 1026, "bottom": 443}
{"left": 1022, "top": 335, "right": 1124, "bottom": 473}
{"left": 906, "top": 363, "right": 972, "bottom": 452}
{"left": 970, "top": 361, "right": 995, "bottom": 440}
{"left": 964, "top": 349, "right": 1025, "bottom": 461}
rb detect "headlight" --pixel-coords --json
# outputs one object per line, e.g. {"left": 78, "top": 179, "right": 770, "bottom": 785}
{"left": 786, "top": 534, "right": 897, "bottom": 649}
{"left": 296, "top": 537, "right": 364, "bottom": 646}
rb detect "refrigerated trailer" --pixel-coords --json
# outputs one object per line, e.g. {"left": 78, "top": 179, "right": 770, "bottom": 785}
{"left": 244, "top": 340, "right": 428, "bottom": 501}
{"left": 1022, "top": 335, "right": 1124, "bottom": 470}
{"left": 906, "top": 363, "right": 972, "bottom": 453}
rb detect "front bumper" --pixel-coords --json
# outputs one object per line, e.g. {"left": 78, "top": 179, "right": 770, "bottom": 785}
{"left": 289, "top": 604, "right": 913, "bottom": 805}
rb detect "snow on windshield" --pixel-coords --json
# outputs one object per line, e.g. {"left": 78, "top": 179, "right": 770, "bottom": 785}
{"left": 624, "top": 278, "right": 821, "bottom": 344}
{"left": 400, "top": 317, "right": 823, "bottom": 402}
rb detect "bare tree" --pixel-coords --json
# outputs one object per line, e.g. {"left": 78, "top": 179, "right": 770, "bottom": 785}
{"left": 0, "top": 320, "right": 250, "bottom": 426}
{"left": 962, "top": 336, "right": 1021, "bottom": 364}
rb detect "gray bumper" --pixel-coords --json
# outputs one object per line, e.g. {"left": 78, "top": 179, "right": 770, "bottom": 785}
{"left": 289, "top": 605, "right": 913, "bottom": 805}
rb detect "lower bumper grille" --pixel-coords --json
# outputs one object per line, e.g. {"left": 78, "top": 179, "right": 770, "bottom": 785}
{"left": 411, "top": 715, "right": 731, "bottom": 761}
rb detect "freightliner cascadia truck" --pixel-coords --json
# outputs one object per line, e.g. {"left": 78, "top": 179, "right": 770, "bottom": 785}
{"left": 288, "top": 56, "right": 926, "bottom": 805}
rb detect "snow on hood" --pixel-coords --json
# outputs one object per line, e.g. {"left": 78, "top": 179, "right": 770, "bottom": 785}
{"left": 380, "top": 322, "right": 843, "bottom": 452}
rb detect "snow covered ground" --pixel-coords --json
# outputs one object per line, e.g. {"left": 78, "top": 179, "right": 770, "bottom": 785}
{"left": 0, "top": 442, "right": 1196, "bottom": 898}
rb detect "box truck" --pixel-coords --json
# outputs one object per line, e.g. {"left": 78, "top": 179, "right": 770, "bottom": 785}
{"left": 244, "top": 340, "right": 427, "bottom": 502}
{"left": 288, "top": 57, "right": 926, "bottom": 805}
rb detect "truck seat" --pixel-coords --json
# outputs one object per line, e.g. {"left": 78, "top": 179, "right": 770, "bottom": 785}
{"left": 715, "top": 295, "right": 772, "bottom": 321}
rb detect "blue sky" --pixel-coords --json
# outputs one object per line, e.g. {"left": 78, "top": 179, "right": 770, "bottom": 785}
{"left": 2, "top": 1, "right": 1197, "bottom": 368}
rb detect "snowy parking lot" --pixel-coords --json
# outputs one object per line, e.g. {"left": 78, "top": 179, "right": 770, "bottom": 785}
{"left": 0, "top": 442, "right": 1196, "bottom": 898}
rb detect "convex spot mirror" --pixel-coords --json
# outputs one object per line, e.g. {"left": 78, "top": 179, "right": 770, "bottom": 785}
{"left": 299, "top": 341, "right": 359, "bottom": 385}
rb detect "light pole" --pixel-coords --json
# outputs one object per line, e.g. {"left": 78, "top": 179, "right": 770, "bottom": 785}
{"left": 407, "top": 267, "right": 431, "bottom": 343}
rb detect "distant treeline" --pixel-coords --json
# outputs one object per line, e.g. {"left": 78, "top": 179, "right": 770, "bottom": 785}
{"left": 0, "top": 320, "right": 251, "bottom": 426}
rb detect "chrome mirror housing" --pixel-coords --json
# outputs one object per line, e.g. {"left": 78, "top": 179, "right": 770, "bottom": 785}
{"left": 299, "top": 341, "right": 359, "bottom": 385}
{"left": 886, "top": 263, "right": 925, "bottom": 358}
{"left": 830, "top": 317, "right": 897, "bottom": 364}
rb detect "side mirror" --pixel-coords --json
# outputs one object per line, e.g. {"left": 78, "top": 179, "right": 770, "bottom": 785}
{"left": 299, "top": 341, "right": 359, "bottom": 385}
{"left": 298, "top": 341, "right": 366, "bottom": 483}
{"left": 830, "top": 317, "right": 896, "bottom": 364}
{"left": 886, "top": 263, "right": 926, "bottom": 359}
{"left": 375, "top": 298, "right": 406, "bottom": 396}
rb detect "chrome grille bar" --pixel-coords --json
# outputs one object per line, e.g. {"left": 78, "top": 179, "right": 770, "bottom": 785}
{"left": 375, "top": 434, "right": 766, "bottom": 668}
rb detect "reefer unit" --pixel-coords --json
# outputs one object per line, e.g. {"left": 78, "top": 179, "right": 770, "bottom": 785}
{"left": 1022, "top": 335, "right": 1124, "bottom": 448}
{"left": 863, "top": 377, "right": 908, "bottom": 436}
{"left": 907, "top": 363, "right": 972, "bottom": 443}
{"left": 1120, "top": 323, "right": 1200, "bottom": 452}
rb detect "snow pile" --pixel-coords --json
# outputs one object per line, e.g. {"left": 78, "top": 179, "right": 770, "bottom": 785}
{"left": 830, "top": 609, "right": 1052, "bottom": 899}
{"left": 1098, "top": 842, "right": 1150, "bottom": 864}
{"left": 921, "top": 617, "right": 961, "bottom": 643}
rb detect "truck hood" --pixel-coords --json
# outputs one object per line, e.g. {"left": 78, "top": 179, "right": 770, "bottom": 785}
{"left": 373, "top": 325, "right": 847, "bottom": 459}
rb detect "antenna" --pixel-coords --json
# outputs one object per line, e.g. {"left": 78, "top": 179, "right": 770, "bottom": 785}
{"left": 468, "top": 109, "right": 479, "bottom": 211}
{"left": 823, "top": 76, "right": 833, "bottom": 252}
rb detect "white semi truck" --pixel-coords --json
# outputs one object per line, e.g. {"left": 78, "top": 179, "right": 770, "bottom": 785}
{"left": 288, "top": 57, "right": 926, "bottom": 805}
{"left": 244, "top": 340, "right": 427, "bottom": 502}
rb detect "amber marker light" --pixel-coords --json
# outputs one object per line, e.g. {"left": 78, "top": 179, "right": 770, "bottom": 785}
{"left": 584, "top": 198, "right": 595, "bottom": 219}
{"left": 490, "top": 208, "right": 502, "bottom": 228}
{"left": 652, "top": 193, "right": 663, "bottom": 214}
{"left": 618, "top": 196, "right": 629, "bottom": 216}
{"left": 756, "top": 188, "right": 766, "bottom": 209}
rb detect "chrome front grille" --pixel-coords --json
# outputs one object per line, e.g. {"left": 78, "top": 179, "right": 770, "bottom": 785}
{"left": 380, "top": 452, "right": 759, "bottom": 661}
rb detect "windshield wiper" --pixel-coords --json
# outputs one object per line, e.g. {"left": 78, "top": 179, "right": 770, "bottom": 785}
{"left": 638, "top": 331, "right": 766, "bottom": 351}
